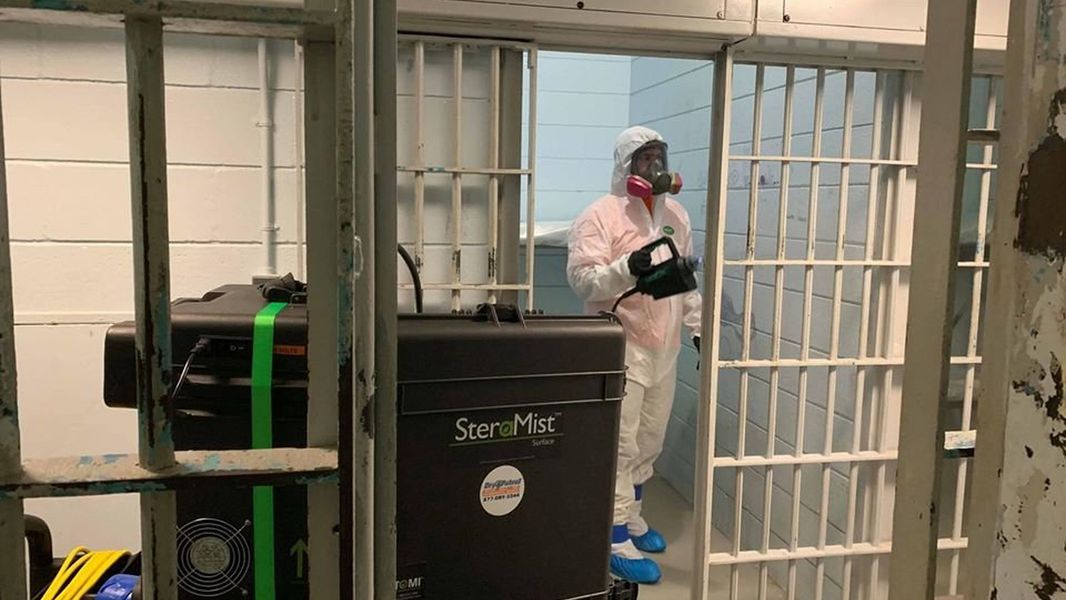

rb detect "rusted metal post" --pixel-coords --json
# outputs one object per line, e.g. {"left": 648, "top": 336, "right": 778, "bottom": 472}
{"left": 888, "top": 1, "right": 976, "bottom": 598}
{"left": 373, "top": 0, "right": 398, "bottom": 596}
{"left": 967, "top": 1, "right": 1066, "bottom": 598}
{"left": 125, "top": 16, "right": 178, "bottom": 600}
{"left": 0, "top": 76, "right": 27, "bottom": 600}
{"left": 303, "top": 0, "right": 343, "bottom": 596}
{"left": 350, "top": 0, "right": 375, "bottom": 594}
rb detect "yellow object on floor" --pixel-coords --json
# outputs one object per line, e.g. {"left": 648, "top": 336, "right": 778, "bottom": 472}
{"left": 41, "top": 546, "right": 130, "bottom": 600}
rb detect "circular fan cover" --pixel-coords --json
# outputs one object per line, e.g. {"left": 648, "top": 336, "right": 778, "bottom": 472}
{"left": 177, "top": 518, "right": 252, "bottom": 597}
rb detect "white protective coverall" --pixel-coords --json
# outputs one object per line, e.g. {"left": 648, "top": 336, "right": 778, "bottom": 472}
{"left": 567, "top": 126, "right": 702, "bottom": 527}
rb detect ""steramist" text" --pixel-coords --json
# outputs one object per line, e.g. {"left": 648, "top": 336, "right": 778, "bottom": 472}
{"left": 454, "top": 412, "right": 559, "bottom": 443}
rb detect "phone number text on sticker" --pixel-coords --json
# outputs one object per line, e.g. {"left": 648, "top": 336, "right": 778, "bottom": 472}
{"left": 480, "top": 465, "right": 525, "bottom": 517}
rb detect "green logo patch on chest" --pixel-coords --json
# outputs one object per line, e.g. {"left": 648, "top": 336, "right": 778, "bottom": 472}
{"left": 662, "top": 225, "right": 675, "bottom": 236}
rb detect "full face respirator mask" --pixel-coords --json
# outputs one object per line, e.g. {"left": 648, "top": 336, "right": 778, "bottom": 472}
{"left": 625, "top": 141, "right": 683, "bottom": 197}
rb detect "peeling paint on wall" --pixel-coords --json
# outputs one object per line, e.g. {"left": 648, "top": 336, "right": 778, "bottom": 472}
{"left": 993, "top": 253, "right": 1066, "bottom": 599}
{"left": 1015, "top": 88, "right": 1066, "bottom": 259}
{"left": 1031, "top": 556, "right": 1066, "bottom": 600}
{"left": 990, "top": 3, "right": 1066, "bottom": 595}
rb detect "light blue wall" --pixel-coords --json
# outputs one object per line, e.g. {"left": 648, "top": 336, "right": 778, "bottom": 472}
{"left": 524, "top": 52, "right": 632, "bottom": 223}
{"left": 520, "top": 52, "right": 633, "bottom": 317}
{"left": 628, "top": 56, "right": 714, "bottom": 505}
{"left": 521, "top": 246, "right": 583, "bottom": 314}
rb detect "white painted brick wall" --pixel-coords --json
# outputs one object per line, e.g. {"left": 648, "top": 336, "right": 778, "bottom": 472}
{"left": 2, "top": 26, "right": 494, "bottom": 555}
{"left": 1, "top": 23, "right": 306, "bottom": 554}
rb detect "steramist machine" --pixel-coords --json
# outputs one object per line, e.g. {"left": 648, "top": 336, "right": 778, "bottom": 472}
{"left": 103, "top": 279, "right": 635, "bottom": 600}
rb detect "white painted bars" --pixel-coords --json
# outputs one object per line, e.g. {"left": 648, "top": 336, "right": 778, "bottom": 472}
{"left": 693, "top": 45, "right": 734, "bottom": 600}
{"left": 702, "top": 62, "right": 925, "bottom": 600}
{"left": 789, "top": 66, "right": 824, "bottom": 600}
{"left": 450, "top": 43, "right": 464, "bottom": 311}
{"left": 759, "top": 63, "right": 794, "bottom": 600}
{"left": 730, "top": 61, "right": 765, "bottom": 600}
{"left": 944, "top": 77, "right": 999, "bottom": 595}
{"left": 488, "top": 46, "right": 501, "bottom": 304}
{"left": 404, "top": 41, "right": 537, "bottom": 310}
{"left": 842, "top": 70, "right": 885, "bottom": 600}
{"left": 814, "top": 68, "right": 855, "bottom": 600}
{"left": 414, "top": 41, "right": 426, "bottom": 277}
{"left": 868, "top": 71, "right": 918, "bottom": 600}
{"left": 525, "top": 48, "right": 538, "bottom": 310}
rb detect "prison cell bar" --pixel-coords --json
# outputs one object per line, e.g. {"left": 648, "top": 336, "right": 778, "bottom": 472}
{"left": 487, "top": 46, "right": 501, "bottom": 304}
{"left": 0, "top": 69, "right": 28, "bottom": 600}
{"left": 729, "top": 156, "right": 916, "bottom": 167}
{"left": 945, "top": 76, "right": 999, "bottom": 596}
{"left": 525, "top": 48, "right": 538, "bottom": 310}
{"left": 414, "top": 41, "right": 426, "bottom": 278}
{"left": 693, "top": 45, "right": 735, "bottom": 600}
{"left": 397, "top": 41, "right": 537, "bottom": 308}
{"left": 398, "top": 166, "right": 532, "bottom": 175}
{"left": 811, "top": 68, "right": 855, "bottom": 600}
{"left": 842, "top": 70, "right": 886, "bottom": 600}
{"left": 302, "top": 0, "right": 346, "bottom": 594}
{"left": 705, "top": 64, "right": 936, "bottom": 600}
{"left": 888, "top": 0, "right": 978, "bottom": 595}
{"left": 450, "top": 44, "right": 464, "bottom": 311}
{"left": 788, "top": 66, "right": 825, "bottom": 600}
{"left": 709, "top": 537, "right": 969, "bottom": 566}
{"left": 294, "top": 41, "right": 306, "bottom": 283}
{"left": 729, "top": 61, "right": 765, "bottom": 600}
{"left": 857, "top": 71, "right": 901, "bottom": 600}
{"left": 757, "top": 63, "right": 795, "bottom": 600}
{"left": 125, "top": 17, "right": 179, "bottom": 598}
{"left": 869, "top": 70, "right": 918, "bottom": 600}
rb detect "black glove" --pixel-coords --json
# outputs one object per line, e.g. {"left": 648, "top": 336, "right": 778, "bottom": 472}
{"left": 627, "top": 248, "right": 653, "bottom": 277}
{"left": 694, "top": 336, "right": 701, "bottom": 370}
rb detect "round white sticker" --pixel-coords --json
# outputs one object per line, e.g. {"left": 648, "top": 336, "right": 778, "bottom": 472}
{"left": 480, "top": 465, "right": 525, "bottom": 517}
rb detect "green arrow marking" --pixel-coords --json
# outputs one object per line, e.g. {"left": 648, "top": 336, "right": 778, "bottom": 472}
{"left": 289, "top": 539, "right": 308, "bottom": 580}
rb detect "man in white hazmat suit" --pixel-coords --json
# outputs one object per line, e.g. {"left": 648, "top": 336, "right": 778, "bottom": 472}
{"left": 567, "top": 126, "right": 702, "bottom": 584}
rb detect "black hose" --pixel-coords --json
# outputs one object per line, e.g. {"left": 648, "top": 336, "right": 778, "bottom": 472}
{"left": 612, "top": 287, "right": 639, "bottom": 313}
{"left": 25, "top": 514, "right": 55, "bottom": 598}
{"left": 23, "top": 515, "right": 53, "bottom": 570}
{"left": 171, "top": 338, "right": 209, "bottom": 401}
{"left": 397, "top": 244, "right": 423, "bottom": 313}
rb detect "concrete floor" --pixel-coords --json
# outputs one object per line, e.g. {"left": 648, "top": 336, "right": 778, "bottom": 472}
{"left": 637, "top": 477, "right": 786, "bottom": 600}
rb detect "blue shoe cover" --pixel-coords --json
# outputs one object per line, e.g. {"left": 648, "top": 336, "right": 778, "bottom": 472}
{"left": 610, "top": 553, "right": 661, "bottom": 584}
{"left": 630, "top": 528, "right": 667, "bottom": 553}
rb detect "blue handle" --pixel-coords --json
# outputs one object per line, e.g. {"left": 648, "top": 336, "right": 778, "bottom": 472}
{"left": 97, "top": 574, "right": 139, "bottom": 600}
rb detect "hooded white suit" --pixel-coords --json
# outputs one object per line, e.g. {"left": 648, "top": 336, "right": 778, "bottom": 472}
{"left": 567, "top": 126, "right": 702, "bottom": 527}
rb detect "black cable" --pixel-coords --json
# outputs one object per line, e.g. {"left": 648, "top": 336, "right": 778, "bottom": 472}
{"left": 397, "top": 244, "right": 423, "bottom": 313}
{"left": 612, "top": 287, "right": 639, "bottom": 313}
{"left": 171, "top": 337, "right": 210, "bottom": 401}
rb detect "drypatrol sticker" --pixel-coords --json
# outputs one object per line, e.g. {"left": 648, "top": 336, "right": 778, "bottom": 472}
{"left": 480, "top": 465, "right": 525, "bottom": 517}
{"left": 274, "top": 344, "right": 307, "bottom": 356}
{"left": 663, "top": 225, "right": 675, "bottom": 236}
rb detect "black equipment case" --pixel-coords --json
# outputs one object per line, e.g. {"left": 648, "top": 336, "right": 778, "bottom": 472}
{"left": 103, "top": 284, "right": 627, "bottom": 600}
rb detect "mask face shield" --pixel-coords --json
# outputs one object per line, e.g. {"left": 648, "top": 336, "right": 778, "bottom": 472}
{"left": 630, "top": 141, "right": 668, "bottom": 181}
{"left": 627, "top": 140, "right": 682, "bottom": 197}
